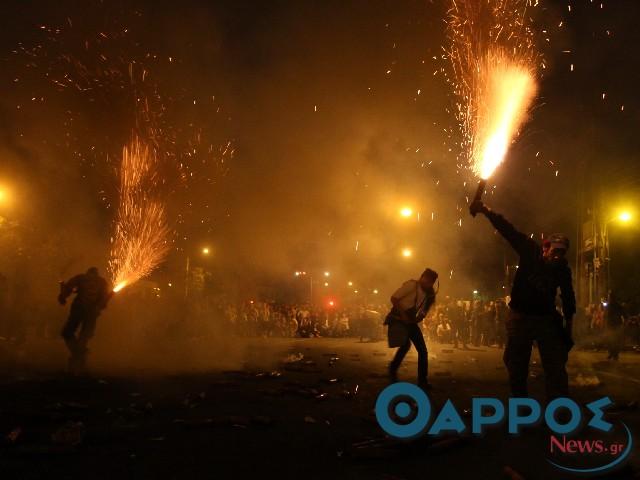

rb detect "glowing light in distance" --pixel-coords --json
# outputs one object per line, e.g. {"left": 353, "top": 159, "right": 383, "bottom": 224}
{"left": 618, "top": 211, "right": 632, "bottom": 223}
{"left": 400, "top": 207, "right": 413, "bottom": 218}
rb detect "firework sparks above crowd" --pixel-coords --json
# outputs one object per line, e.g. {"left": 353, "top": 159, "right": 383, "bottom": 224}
{"left": 446, "top": 0, "right": 539, "bottom": 182}
{"left": 108, "top": 136, "right": 170, "bottom": 293}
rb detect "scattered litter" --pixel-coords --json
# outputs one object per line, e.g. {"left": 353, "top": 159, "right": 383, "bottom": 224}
{"left": 571, "top": 373, "right": 601, "bottom": 387}
{"left": 320, "top": 378, "right": 341, "bottom": 384}
{"left": 255, "top": 371, "right": 282, "bottom": 378}
{"left": 304, "top": 416, "right": 317, "bottom": 424}
{"left": 283, "top": 353, "right": 304, "bottom": 363}
{"left": 5, "top": 427, "right": 22, "bottom": 444}
{"left": 343, "top": 384, "right": 359, "bottom": 399}
{"left": 51, "top": 421, "right": 85, "bottom": 446}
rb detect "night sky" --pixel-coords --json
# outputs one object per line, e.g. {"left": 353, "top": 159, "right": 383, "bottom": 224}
{"left": 1, "top": 0, "right": 640, "bottom": 302}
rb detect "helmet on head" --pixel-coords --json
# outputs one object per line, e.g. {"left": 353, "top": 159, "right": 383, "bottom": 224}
{"left": 543, "top": 234, "right": 569, "bottom": 251}
{"left": 86, "top": 267, "right": 99, "bottom": 275}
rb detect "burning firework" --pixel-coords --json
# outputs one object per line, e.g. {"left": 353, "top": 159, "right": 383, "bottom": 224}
{"left": 109, "top": 136, "right": 170, "bottom": 292}
{"left": 446, "top": 0, "right": 539, "bottom": 203}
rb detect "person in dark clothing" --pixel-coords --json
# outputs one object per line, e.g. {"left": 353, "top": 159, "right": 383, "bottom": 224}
{"left": 386, "top": 268, "right": 438, "bottom": 390}
{"left": 58, "top": 267, "right": 112, "bottom": 372}
{"left": 450, "top": 300, "right": 468, "bottom": 349}
{"left": 495, "top": 298, "right": 509, "bottom": 349}
{"left": 606, "top": 291, "right": 625, "bottom": 361}
{"left": 470, "top": 201, "right": 576, "bottom": 400}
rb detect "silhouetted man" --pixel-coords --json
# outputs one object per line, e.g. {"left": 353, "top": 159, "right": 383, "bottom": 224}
{"left": 58, "top": 267, "right": 111, "bottom": 372}
{"left": 385, "top": 268, "right": 438, "bottom": 389}
{"left": 470, "top": 201, "right": 576, "bottom": 400}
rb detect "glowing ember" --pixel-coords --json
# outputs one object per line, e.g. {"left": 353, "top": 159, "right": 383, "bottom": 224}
{"left": 446, "top": 0, "right": 539, "bottom": 180}
{"left": 109, "top": 136, "right": 170, "bottom": 292}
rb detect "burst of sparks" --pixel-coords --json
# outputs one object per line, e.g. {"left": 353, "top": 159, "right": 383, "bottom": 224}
{"left": 109, "top": 136, "right": 170, "bottom": 292}
{"left": 446, "top": 0, "right": 539, "bottom": 179}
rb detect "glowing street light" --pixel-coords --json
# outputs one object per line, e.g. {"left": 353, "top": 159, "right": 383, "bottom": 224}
{"left": 401, "top": 248, "right": 413, "bottom": 258}
{"left": 202, "top": 247, "right": 210, "bottom": 255}
{"left": 373, "top": 289, "right": 379, "bottom": 294}
{"left": 618, "top": 211, "right": 632, "bottom": 223}
{"left": 399, "top": 207, "right": 413, "bottom": 218}
{"left": 324, "top": 271, "right": 330, "bottom": 277}
{"left": 347, "top": 281, "right": 353, "bottom": 287}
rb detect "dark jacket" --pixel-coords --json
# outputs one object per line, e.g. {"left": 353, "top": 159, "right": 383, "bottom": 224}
{"left": 60, "top": 273, "right": 111, "bottom": 312}
{"left": 486, "top": 210, "right": 576, "bottom": 319}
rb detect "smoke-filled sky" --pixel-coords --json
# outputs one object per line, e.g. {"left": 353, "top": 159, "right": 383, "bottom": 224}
{"left": 1, "top": 0, "right": 640, "bottom": 301}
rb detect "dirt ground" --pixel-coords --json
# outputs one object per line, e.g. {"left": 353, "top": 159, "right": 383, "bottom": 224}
{"left": 0, "top": 336, "right": 638, "bottom": 479}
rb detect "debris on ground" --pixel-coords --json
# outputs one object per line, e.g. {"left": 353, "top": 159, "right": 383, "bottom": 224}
{"left": 255, "top": 371, "right": 282, "bottom": 378}
{"left": 283, "top": 353, "right": 304, "bottom": 363}
{"left": 5, "top": 427, "right": 22, "bottom": 444}
{"left": 51, "top": 421, "right": 85, "bottom": 446}
{"left": 342, "top": 384, "right": 359, "bottom": 399}
{"left": 320, "top": 377, "right": 341, "bottom": 384}
{"left": 571, "top": 373, "right": 601, "bottom": 387}
{"left": 304, "top": 416, "right": 317, "bottom": 424}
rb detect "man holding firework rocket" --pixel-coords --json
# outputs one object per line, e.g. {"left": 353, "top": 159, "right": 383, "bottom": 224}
{"left": 470, "top": 199, "right": 576, "bottom": 399}
{"left": 58, "top": 267, "right": 112, "bottom": 373}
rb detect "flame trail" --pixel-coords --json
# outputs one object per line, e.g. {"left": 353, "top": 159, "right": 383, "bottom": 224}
{"left": 109, "top": 136, "right": 170, "bottom": 292}
{"left": 447, "top": 0, "right": 539, "bottom": 181}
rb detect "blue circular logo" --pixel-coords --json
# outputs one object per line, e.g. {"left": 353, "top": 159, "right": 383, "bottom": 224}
{"left": 375, "top": 382, "right": 431, "bottom": 439}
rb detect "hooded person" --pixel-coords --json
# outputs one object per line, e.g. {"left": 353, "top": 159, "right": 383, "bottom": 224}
{"left": 470, "top": 200, "right": 576, "bottom": 400}
{"left": 385, "top": 268, "right": 438, "bottom": 390}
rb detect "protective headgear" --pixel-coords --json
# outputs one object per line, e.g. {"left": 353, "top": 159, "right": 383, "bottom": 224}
{"left": 86, "top": 267, "right": 99, "bottom": 275}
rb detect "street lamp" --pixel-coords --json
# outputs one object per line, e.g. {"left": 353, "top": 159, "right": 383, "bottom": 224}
{"left": 399, "top": 207, "right": 413, "bottom": 218}
{"left": 618, "top": 211, "right": 632, "bottom": 223}
{"left": 185, "top": 246, "right": 213, "bottom": 298}
{"left": 602, "top": 210, "right": 634, "bottom": 298}
{"left": 294, "top": 271, "right": 314, "bottom": 305}
{"left": 401, "top": 248, "right": 413, "bottom": 258}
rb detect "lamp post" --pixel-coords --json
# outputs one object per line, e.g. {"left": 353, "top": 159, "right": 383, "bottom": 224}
{"left": 603, "top": 212, "right": 632, "bottom": 298}
{"left": 185, "top": 246, "right": 212, "bottom": 298}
